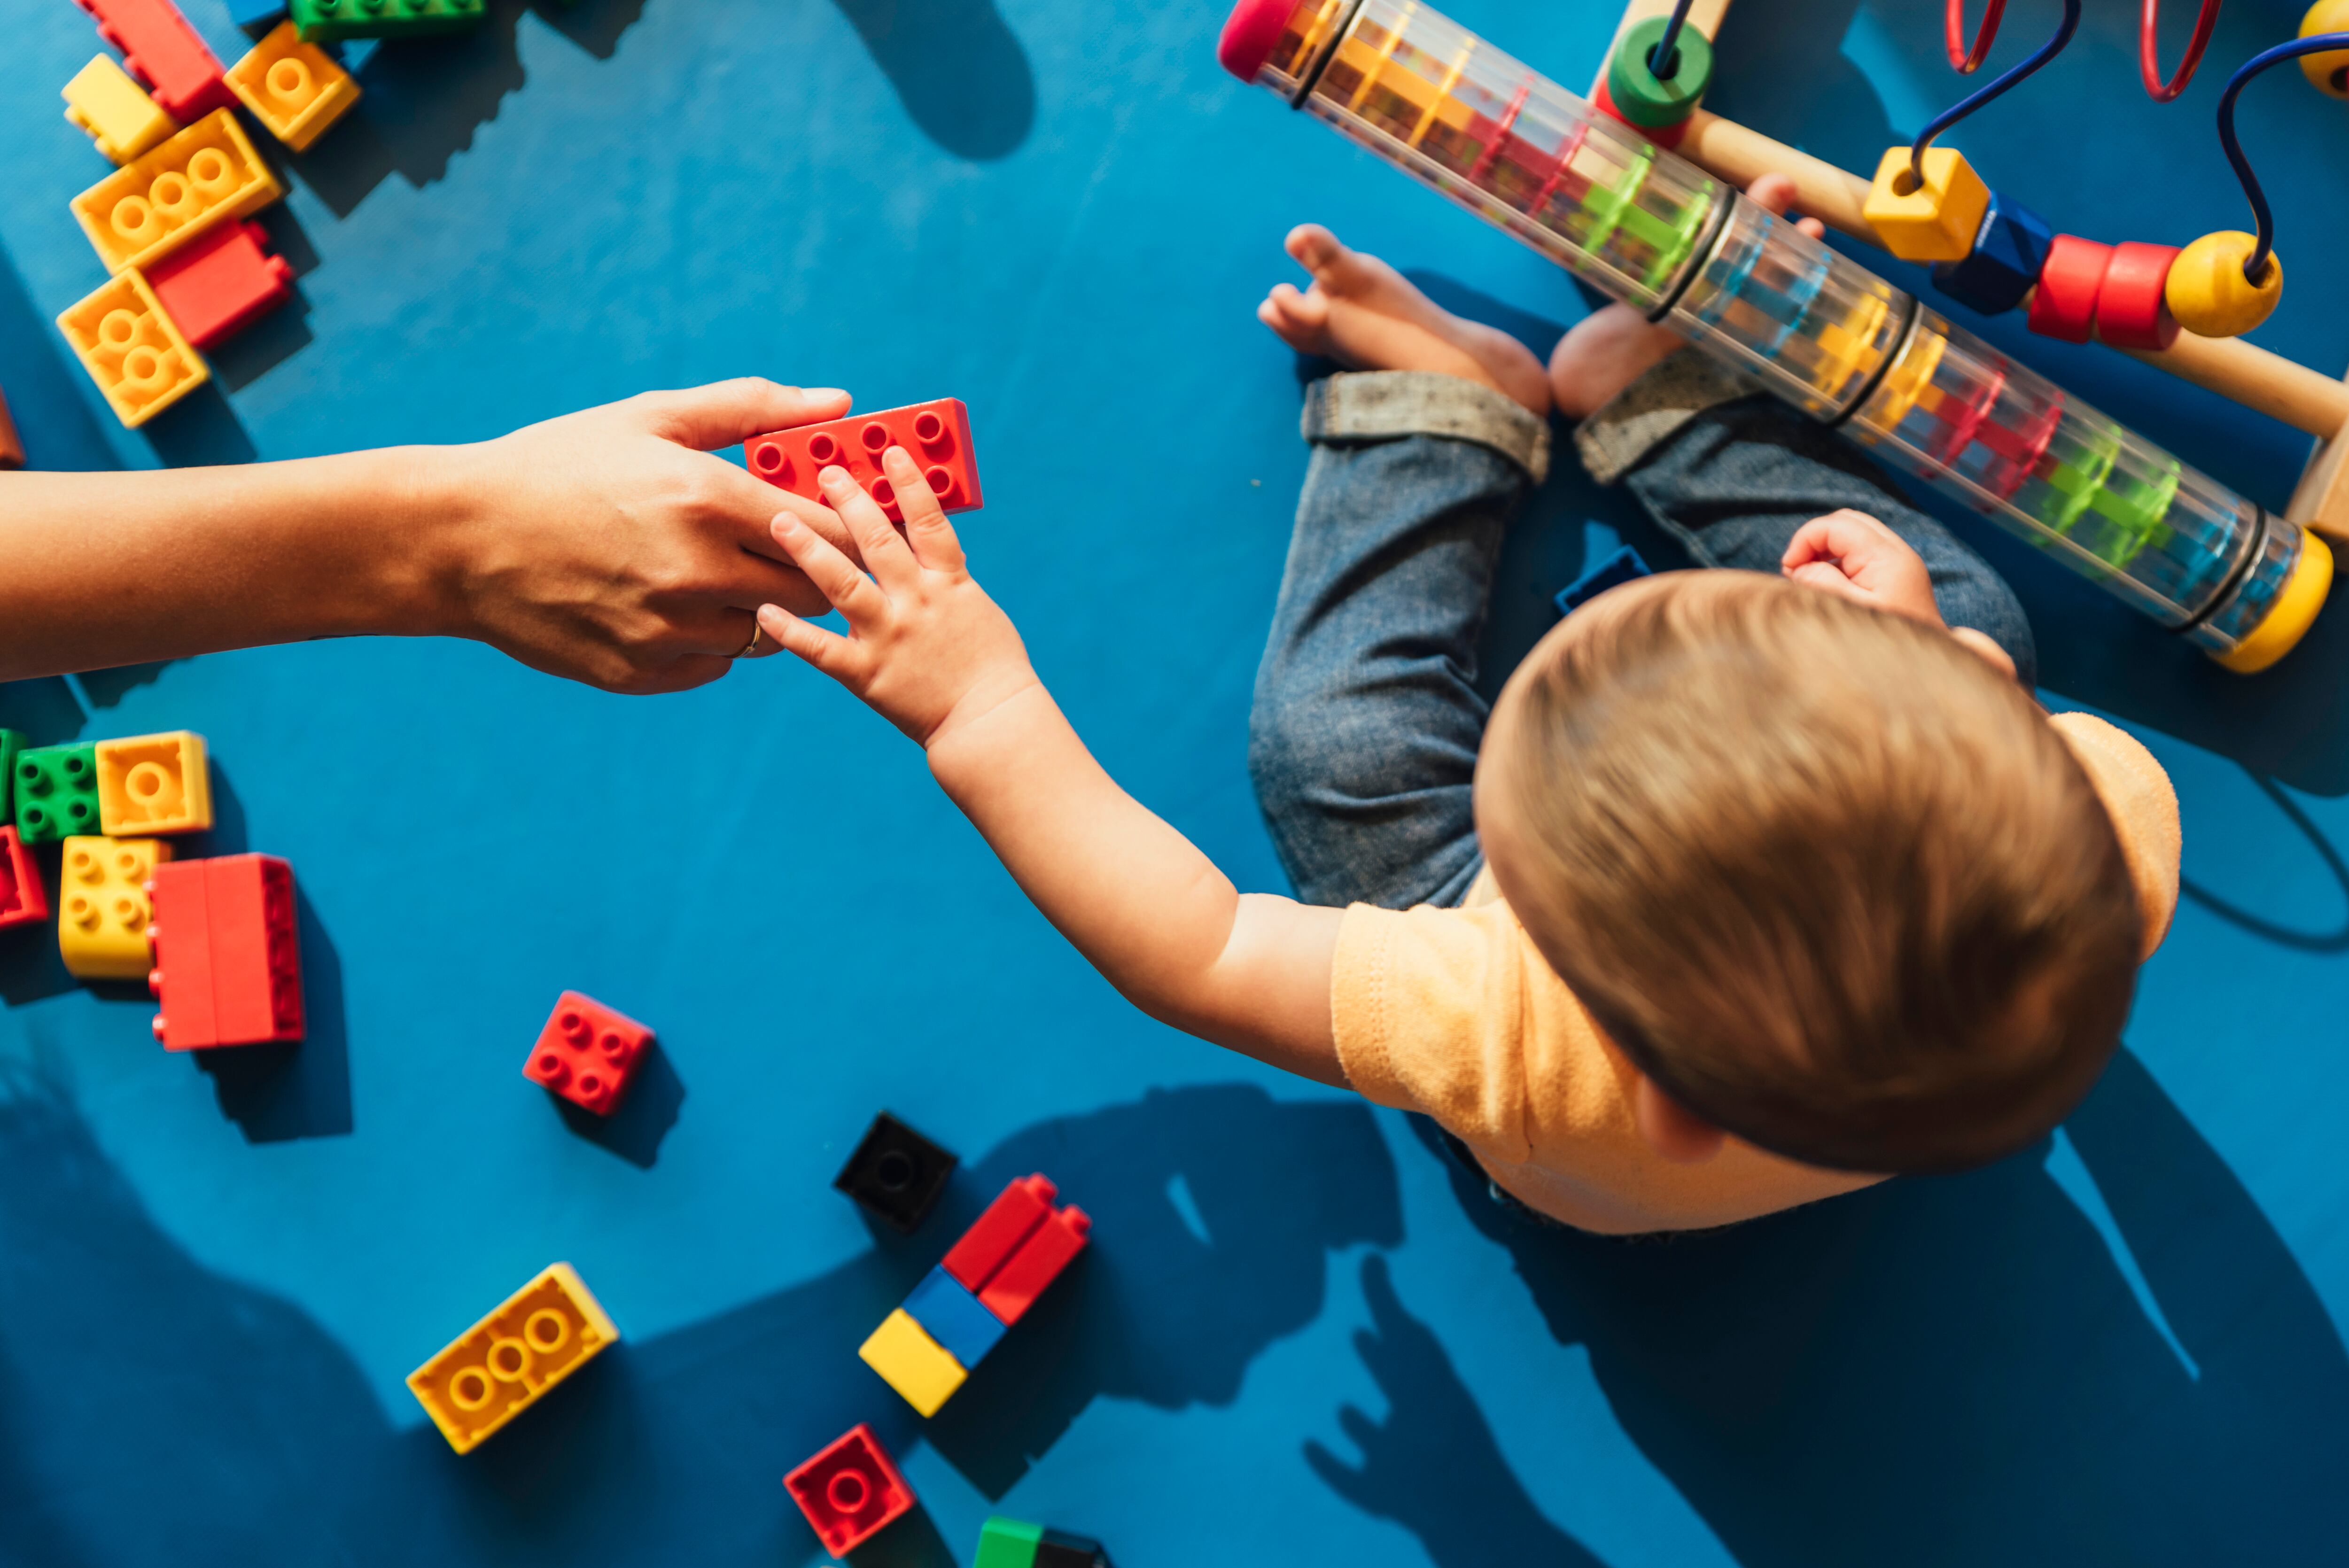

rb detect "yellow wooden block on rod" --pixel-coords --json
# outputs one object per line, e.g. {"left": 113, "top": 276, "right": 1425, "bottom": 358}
{"left": 1861, "top": 145, "right": 1988, "bottom": 263}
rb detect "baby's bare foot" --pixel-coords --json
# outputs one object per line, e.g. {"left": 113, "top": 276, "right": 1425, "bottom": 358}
{"left": 1257, "top": 225, "right": 1552, "bottom": 417}
{"left": 1547, "top": 172, "right": 1831, "bottom": 420}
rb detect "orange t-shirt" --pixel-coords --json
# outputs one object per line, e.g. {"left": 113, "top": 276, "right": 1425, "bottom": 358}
{"left": 1329, "top": 712, "right": 2182, "bottom": 1234}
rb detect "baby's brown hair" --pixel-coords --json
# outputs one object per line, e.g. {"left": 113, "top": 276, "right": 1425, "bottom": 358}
{"left": 1482, "top": 572, "right": 2142, "bottom": 1173}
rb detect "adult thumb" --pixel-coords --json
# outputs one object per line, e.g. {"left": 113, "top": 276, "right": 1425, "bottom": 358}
{"left": 631, "top": 379, "right": 852, "bottom": 451}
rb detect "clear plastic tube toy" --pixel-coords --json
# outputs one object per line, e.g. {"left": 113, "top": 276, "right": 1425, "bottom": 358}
{"left": 1217, "top": 0, "right": 2331, "bottom": 670}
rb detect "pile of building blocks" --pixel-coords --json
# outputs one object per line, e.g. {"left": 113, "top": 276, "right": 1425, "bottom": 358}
{"left": 0, "top": 727, "right": 308, "bottom": 1048}
{"left": 859, "top": 1173, "right": 1092, "bottom": 1416}
{"left": 523, "top": 990, "right": 653, "bottom": 1116}
{"left": 744, "top": 398, "right": 985, "bottom": 524}
{"left": 976, "top": 1517, "right": 1115, "bottom": 1568}
{"left": 50, "top": 0, "right": 374, "bottom": 427}
{"left": 407, "top": 1263, "right": 619, "bottom": 1453}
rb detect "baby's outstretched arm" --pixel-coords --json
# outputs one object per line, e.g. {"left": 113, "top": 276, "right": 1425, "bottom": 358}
{"left": 757, "top": 453, "right": 1346, "bottom": 1084}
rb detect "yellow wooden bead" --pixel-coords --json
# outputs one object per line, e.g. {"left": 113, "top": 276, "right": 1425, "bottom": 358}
{"left": 1862, "top": 146, "right": 1991, "bottom": 263}
{"left": 2301, "top": 0, "right": 2349, "bottom": 97}
{"left": 2164, "top": 231, "right": 2283, "bottom": 337}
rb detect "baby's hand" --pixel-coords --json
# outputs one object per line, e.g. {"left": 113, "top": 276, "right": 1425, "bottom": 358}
{"left": 1781, "top": 509, "right": 2017, "bottom": 680}
{"left": 1781, "top": 509, "right": 1942, "bottom": 624}
{"left": 756, "top": 451, "right": 1040, "bottom": 748}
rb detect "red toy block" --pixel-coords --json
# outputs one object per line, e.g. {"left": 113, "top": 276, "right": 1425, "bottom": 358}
{"left": 148, "top": 221, "right": 294, "bottom": 351}
{"left": 148, "top": 854, "right": 302, "bottom": 1050}
{"left": 523, "top": 991, "right": 650, "bottom": 1115}
{"left": 744, "top": 398, "right": 982, "bottom": 524}
{"left": 1589, "top": 74, "right": 1688, "bottom": 149}
{"left": 0, "top": 827, "right": 48, "bottom": 931}
{"left": 977, "top": 1203, "right": 1090, "bottom": 1325}
{"left": 784, "top": 1423, "right": 916, "bottom": 1557}
{"left": 2025, "top": 234, "right": 2110, "bottom": 345}
{"left": 70, "top": 0, "right": 234, "bottom": 121}
{"left": 941, "top": 1173, "right": 1057, "bottom": 1293}
{"left": 2092, "top": 241, "right": 2182, "bottom": 351}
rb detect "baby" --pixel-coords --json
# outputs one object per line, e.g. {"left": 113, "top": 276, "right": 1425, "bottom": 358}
{"left": 753, "top": 176, "right": 2181, "bottom": 1234}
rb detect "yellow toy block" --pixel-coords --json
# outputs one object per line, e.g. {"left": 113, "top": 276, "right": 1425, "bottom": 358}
{"left": 407, "top": 1263, "right": 619, "bottom": 1454}
{"left": 57, "top": 836, "right": 171, "bottom": 981}
{"left": 1861, "top": 146, "right": 1990, "bottom": 264}
{"left": 71, "top": 109, "right": 283, "bottom": 275}
{"left": 95, "top": 731, "right": 212, "bottom": 836}
{"left": 55, "top": 271, "right": 209, "bottom": 429}
{"left": 62, "top": 54, "right": 179, "bottom": 164}
{"left": 858, "top": 1306, "right": 968, "bottom": 1416}
{"left": 228, "top": 23, "right": 359, "bottom": 152}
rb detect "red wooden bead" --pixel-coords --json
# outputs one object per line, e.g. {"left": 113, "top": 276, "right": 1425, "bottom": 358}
{"left": 2026, "top": 234, "right": 2110, "bottom": 345}
{"left": 2093, "top": 241, "right": 2182, "bottom": 350}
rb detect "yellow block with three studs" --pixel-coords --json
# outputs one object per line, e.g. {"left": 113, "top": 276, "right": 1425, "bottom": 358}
{"left": 1862, "top": 146, "right": 1990, "bottom": 263}
{"left": 407, "top": 1264, "right": 619, "bottom": 1453}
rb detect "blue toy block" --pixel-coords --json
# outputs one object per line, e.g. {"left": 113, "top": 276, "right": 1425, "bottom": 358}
{"left": 902, "top": 1265, "right": 1007, "bottom": 1369}
{"left": 225, "top": 0, "right": 291, "bottom": 31}
{"left": 1930, "top": 191, "right": 2054, "bottom": 318}
{"left": 1554, "top": 544, "right": 1653, "bottom": 617}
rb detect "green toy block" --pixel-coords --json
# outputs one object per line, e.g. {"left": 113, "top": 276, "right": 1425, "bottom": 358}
{"left": 976, "top": 1519, "right": 1045, "bottom": 1568}
{"left": 290, "top": 0, "right": 485, "bottom": 43}
{"left": 0, "top": 730, "right": 22, "bottom": 828}
{"left": 14, "top": 743, "right": 101, "bottom": 845}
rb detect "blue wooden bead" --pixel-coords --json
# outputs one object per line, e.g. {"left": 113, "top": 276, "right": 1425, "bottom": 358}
{"left": 1930, "top": 191, "right": 2053, "bottom": 316}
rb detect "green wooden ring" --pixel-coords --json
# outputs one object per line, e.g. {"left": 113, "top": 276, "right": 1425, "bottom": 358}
{"left": 1607, "top": 16, "right": 1715, "bottom": 128}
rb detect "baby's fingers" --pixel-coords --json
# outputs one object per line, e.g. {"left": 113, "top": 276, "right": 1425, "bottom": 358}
{"left": 755, "top": 602, "right": 863, "bottom": 686}
{"left": 882, "top": 448, "right": 967, "bottom": 573}
{"left": 769, "top": 510, "right": 887, "bottom": 629}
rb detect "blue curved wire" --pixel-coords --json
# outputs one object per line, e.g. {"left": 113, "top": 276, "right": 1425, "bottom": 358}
{"left": 2216, "top": 33, "right": 2349, "bottom": 283}
{"left": 1649, "top": 0, "right": 1699, "bottom": 78}
{"left": 1910, "top": 0, "right": 2082, "bottom": 179}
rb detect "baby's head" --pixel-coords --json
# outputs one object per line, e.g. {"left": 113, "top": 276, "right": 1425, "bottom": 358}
{"left": 1476, "top": 571, "right": 2141, "bottom": 1173}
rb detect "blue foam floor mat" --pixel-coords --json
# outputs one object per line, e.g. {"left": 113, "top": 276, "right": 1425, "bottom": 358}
{"left": 3, "top": 0, "right": 2347, "bottom": 1562}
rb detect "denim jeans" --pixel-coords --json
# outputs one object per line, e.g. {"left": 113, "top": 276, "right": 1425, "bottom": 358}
{"left": 1247, "top": 358, "right": 2036, "bottom": 916}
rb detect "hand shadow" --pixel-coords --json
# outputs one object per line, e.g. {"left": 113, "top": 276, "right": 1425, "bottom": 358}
{"left": 1306, "top": 1255, "right": 1610, "bottom": 1568}
{"left": 1389, "top": 1049, "right": 2349, "bottom": 1568}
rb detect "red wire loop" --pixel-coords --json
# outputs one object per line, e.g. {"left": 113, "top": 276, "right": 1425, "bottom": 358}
{"left": 2141, "top": 0, "right": 2224, "bottom": 101}
{"left": 1946, "top": 0, "right": 2008, "bottom": 72}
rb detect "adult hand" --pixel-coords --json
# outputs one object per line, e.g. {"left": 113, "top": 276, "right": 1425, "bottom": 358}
{"left": 431, "top": 379, "right": 857, "bottom": 694}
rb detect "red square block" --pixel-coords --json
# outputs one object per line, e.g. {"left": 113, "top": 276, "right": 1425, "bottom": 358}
{"left": 69, "top": 0, "right": 233, "bottom": 121}
{"left": 941, "top": 1173, "right": 1057, "bottom": 1293}
{"left": 978, "top": 1203, "right": 1090, "bottom": 1325}
{"left": 0, "top": 827, "right": 48, "bottom": 930}
{"left": 784, "top": 1423, "right": 915, "bottom": 1557}
{"left": 524, "top": 991, "right": 650, "bottom": 1116}
{"left": 148, "top": 854, "right": 303, "bottom": 1050}
{"left": 149, "top": 221, "right": 295, "bottom": 351}
{"left": 743, "top": 398, "right": 982, "bottom": 523}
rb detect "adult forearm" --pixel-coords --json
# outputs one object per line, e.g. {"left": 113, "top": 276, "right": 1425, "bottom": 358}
{"left": 0, "top": 450, "right": 448, "bottom": 680}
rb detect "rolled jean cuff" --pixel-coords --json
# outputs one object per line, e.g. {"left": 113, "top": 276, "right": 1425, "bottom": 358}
{"left": 1573, "top": 349, "right": 1752, "bottom": 485}
{"left": 1303, "top": 370, "right": 1550, "bottom": 485}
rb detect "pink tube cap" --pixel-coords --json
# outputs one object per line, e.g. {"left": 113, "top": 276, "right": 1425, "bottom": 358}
{"left": 1218, "top": 0, "right": 1297, "bottom": 81}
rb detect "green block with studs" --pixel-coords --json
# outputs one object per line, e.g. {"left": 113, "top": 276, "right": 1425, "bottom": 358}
{"left": 290, "top": 0, "right": 485, "bottom": 42}
{"left": 0, "top": 730, "right": 22, "bottom": 828}
{"left": 14, "top": 743, "right": 101, "bottom": 845}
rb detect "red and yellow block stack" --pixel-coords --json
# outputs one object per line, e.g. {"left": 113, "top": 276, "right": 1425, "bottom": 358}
{"left": 53, "top": 0, "right": 359, "bottom": 427}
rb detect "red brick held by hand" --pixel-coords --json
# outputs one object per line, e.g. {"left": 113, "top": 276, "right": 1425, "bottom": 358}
{"left": 744, "top": 398, "right": 982, "bottom": 523}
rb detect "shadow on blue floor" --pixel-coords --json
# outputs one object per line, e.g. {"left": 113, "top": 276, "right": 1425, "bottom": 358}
{"left": 0, "top": 1074, "right": 1395, "bottom": 1562}
{"left": 1306, "top": 1051, "right": 2349, "bottom": 1568}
